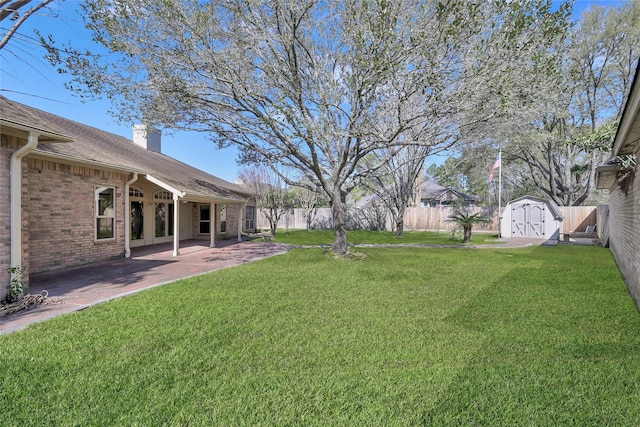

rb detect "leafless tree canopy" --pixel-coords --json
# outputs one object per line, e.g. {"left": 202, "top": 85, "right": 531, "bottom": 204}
{"left": 430, "top": 2, "right": 640, "bottom": 207}
{"left": 238, "top": 166, "right": 290, "bottom": 238}
{"left": 44, "top": 0, "right": 570, "bottom": 252}
{"left": 0, "top": 0, "right": 54, "bottom": 50}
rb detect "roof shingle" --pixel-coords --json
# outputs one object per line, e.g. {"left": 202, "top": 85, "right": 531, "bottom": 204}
{"left": 0, "top": 96, "right": 249, "bottom": 202}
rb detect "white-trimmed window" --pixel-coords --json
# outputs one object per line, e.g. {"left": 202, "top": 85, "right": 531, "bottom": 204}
{"left": 95, "top": 186, "right": 115, "bottom": 240}
{"left": 245, "top": 206, "right": 255, "bottom": 231}
{"left": 130, "top": 187, "right": 144, "bottom": 240}
{"left": 199, "top": 204, "right": 210, "bottom": 234}
{"left": 219, "top": 204, "right": 227, "bottom": 233}
{"left": 129, "top": 187, "right": 144, "bottom": 197}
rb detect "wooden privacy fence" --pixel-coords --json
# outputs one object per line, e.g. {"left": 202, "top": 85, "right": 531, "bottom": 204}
{"left": 257, "top": 205, "right": 599, "bottom": 234}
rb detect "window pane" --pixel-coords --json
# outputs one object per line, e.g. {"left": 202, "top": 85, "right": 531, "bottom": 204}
{"left": 199, "top": 204, "right": 210, "bottom": 234}
{"left": 97, "top": 187, "right": 114, "bottom": 216}
{"left": 168, "top": 204, "right": 174, "bottom": 236}
{"left": 245, "top": 206, "right": 255, "bottom": 230}
{"left": 220, "top": 204, "right": 227, "bottom": 233}
{"left": 131, "top": 202, "right": 144, "bottom": 240}
{"left": 155, "top": 203, "right": 166, "bottom": 237}
{"left": 97, "top": 218, "right": 114, "bottom": 239}
{"left": 200, "top": 205, "right": 210, "bottom": 221}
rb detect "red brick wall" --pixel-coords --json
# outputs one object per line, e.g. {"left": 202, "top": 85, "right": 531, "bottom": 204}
{"left": 608, "top": 170, "right": 640, "bottom": 311}
{"left": 26, "top": 158, "right": 129, "bottom": 274}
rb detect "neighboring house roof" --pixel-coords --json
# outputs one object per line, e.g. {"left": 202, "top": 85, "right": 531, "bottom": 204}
{"left": 507, "top": 195, "right": 563, "bottom": 220}
{"left": 354, "top": 179, "right": 475, "bottom": 208}
{"left": 353, "top": 192, "right": 381, "bottom": 209}
{"left": 0, "top": 96, "right": 249, "bottom": 203}
{"left": 420, "top": 180, "right": 475, "bottom": 203}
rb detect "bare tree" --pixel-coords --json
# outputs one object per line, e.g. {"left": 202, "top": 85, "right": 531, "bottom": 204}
{"left": 0, "top": 0, "right": 54, "bottom": 50}
{"left": 364, "top": 145, "right": 430, "bottom": 238}
{"left": 238, "top": 167, "right": 290, "bottom": 238}
{"left": 291, "top": 179, "right": 323, "bottom": 231}
{"left": 506, "top": 3, "right": 640, "bottom": 206}
{"left": 43, "top": 0, "right": 570, "bottom": 254}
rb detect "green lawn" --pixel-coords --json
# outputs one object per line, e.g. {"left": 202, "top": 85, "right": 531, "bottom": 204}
{"left": 2, "top": 245, "right": 640, "bottom": 425}
{"left": 265, "top": 228, "right": 500, "bottom": 245}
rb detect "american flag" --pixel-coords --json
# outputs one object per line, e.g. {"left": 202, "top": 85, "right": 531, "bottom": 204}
{"left": 489, "top": 153, "right": 501, "bottom": 183}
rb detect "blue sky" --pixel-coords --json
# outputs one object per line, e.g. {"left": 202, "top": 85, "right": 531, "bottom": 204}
{"left": 0, "top": 1, "right": 241, "bottom": 182}
{"left": 0, "top": 0, "right": 628, "bottom": 182}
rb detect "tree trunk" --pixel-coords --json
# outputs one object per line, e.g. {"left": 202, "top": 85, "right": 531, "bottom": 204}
{"left": 269, "top": 208, "right": 278, "bottom": 237}
{"left": 463, "top": 225, "right": 472, "bottom": 243}
{"left": 394, "top": 204, "right": 406, "bottom": 238}
{"left": 395, "top": 218, "right": 404, "bottom": 238}
{"left": 331, "top": 186, "right": 348, "bottom": 254}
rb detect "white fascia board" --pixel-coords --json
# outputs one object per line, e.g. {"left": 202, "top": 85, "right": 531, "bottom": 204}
{"left": 182, "top": 194, "right": 248, "bottom": 204}
{"left": 613, "top": 73, "right": 640, "bottom": 156}
{"left": 145, "top": 174, "right": 186, "bottom": 198}
{"left": 0, "top": 119, "right": 74, "bottom": 142}
{"left": 29, "top": 150, "right": 144, "bottom": 174}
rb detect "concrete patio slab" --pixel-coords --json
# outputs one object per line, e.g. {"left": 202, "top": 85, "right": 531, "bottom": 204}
{"left": 1, "top": 239, "right": 290, "bottom": 334}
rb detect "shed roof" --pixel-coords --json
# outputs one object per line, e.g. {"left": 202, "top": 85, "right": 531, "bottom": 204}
{"left": 0, "top": 96, "right": 249, "bottom": 203}
{"left": 507, "top": 195, "right": 563, "bottom": 220}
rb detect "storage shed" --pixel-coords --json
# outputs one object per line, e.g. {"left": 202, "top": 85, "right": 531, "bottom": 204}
{"left": 500, "top": 196, "right": 563, "bottom": 241}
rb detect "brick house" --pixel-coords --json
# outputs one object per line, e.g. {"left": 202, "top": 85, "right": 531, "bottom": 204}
{"left": 1, "top": 96, "right": 255, "bottom": 296}
{"left": 596, "top": 63, "right": 640, "bottom": 310}
{"left": 417, "top": 180, "right": 476, "bottom": 208}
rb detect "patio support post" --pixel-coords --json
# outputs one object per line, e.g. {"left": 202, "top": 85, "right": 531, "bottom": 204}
{"left": 237, "top": 203, "right": 244, "bottom": 242}
{"left": 210, "top": 202, "right": 216, "bottom": 248}
{"left": 124, "top": 172, "right": 138, "bottom": 258}
{"left": 173, "top": 194, "right": 180, "bottom": 256}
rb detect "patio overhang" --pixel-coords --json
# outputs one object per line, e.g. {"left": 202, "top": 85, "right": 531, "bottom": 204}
{"left": 145, "top": 174, "right": 186, "bottom": 199}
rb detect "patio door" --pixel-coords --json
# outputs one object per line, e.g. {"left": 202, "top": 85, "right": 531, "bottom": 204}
{"left": 131, "top": 201, "right": 144, "bottom": 241}
{"left": 179, "top": 202, "right": 193, "bottom": 239}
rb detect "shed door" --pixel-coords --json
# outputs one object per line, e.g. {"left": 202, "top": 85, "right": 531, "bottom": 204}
{"left": 528, "top": 204, "right": 545, "bottom": 238}
{"left": 511, "top": 202, "right": 545, "bottom": 238}
{"left": 512, "top": 204, "right": 528, "bottom": 237}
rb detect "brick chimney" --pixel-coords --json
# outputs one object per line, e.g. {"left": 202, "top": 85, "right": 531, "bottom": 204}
{"left": 132, "top": 125, "right": 162, "bottom": 153}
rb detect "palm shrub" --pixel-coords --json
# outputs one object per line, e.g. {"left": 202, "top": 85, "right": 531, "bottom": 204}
{"left": 447, "top": 211, "right": 491, "bottom": 243}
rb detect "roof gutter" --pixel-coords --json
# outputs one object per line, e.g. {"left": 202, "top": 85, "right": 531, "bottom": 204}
{"left": 10, "top": 131, "right": 39, "bottom": 282}
{"left": 613, "top": 62, "right": 640, "bottom": 156}
{"left": 30, "top": 149, "right": 144, "bottom": 174}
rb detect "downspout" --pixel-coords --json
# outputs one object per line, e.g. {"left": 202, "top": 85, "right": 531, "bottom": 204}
{"left": 10, "top": 132, "right": 39, "bottom": 282}
{"left": 124, "top": 172, "right": 138, "bottom": 258}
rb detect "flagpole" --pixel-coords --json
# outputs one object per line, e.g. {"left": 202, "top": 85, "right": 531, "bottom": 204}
{"left": 498, "top": 149, "right": 502, "bottom": 237}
